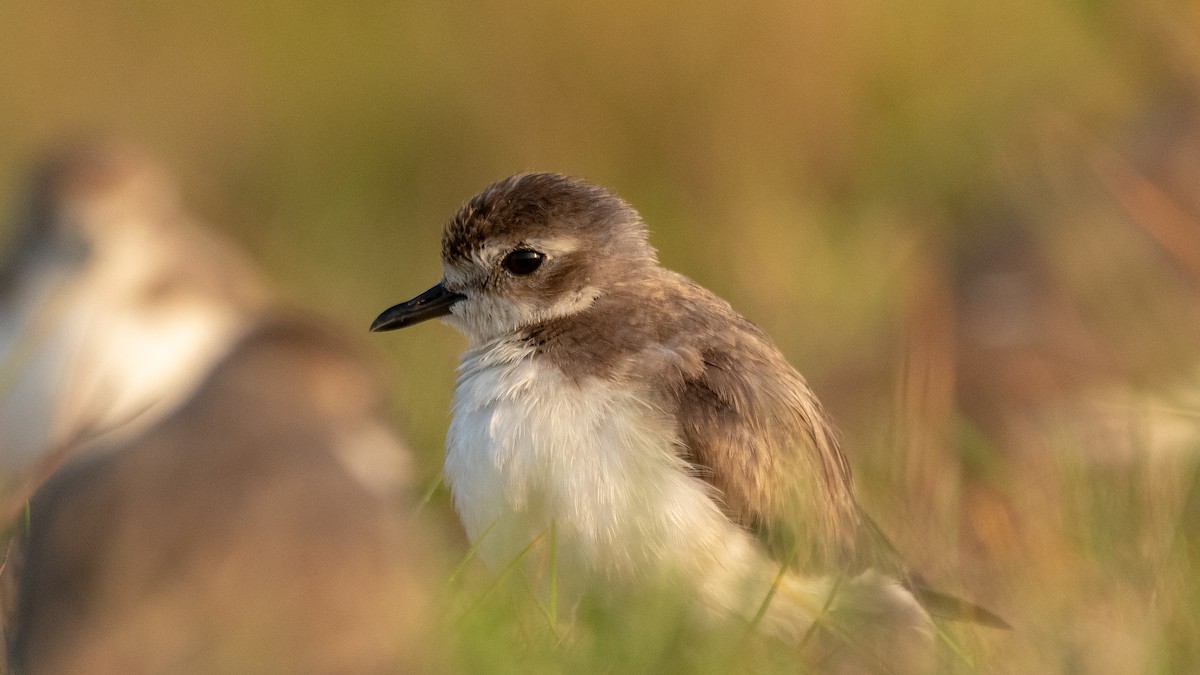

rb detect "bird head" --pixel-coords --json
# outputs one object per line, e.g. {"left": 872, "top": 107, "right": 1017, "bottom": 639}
{"left": 371, "top": 173, "right": 656, "bottom": 345}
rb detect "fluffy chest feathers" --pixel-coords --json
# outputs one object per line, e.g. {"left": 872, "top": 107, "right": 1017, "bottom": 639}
{"left": 442, "top": 337, "right": 902, "bottom": 642}
{"left": 444, "top": 338, "right": 760, "bottom": 585}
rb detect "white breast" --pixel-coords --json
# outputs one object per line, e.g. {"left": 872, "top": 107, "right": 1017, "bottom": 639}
{"left": 442, "top": 338, "right": 936, "bottom": 647}
{"left": 445, "top": 338, "right": 798, "bottom": 620}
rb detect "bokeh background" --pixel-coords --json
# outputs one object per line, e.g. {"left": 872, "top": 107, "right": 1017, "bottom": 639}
{"left": 3, "top": 1, "right": 1200, "bottom": 671}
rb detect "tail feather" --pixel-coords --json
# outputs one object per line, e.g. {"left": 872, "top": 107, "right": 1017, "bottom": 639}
{"left": 906, "top": 583, "right": 1010, "bottom": 629}
{"left": 858, "top": 511, "right": 1010, "bottom": 629}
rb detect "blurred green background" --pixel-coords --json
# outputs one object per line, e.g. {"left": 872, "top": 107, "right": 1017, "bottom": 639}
{"left": 3, "top": 0, "right": 1200, "bottom": 671}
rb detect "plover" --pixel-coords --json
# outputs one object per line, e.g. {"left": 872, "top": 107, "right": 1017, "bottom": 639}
{"left": 373, "top": 172, "right": 1002, "bottom": 670}
{"left": 2, "top": 144, "right": 428, "bottom": 673}
{"left": 0, "top": 143, "right": 269, "bottom": 488}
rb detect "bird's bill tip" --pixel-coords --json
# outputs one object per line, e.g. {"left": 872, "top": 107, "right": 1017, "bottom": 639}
{"left": 370, "top": 282, "right": 466, "bottom": 332}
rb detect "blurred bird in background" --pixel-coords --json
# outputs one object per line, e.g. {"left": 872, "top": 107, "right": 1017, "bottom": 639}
{"left": 0, "top": 144, "right": 270, "bottom": 494}
{"left": 0, "top": 144, "right": 432, "bottom": 674}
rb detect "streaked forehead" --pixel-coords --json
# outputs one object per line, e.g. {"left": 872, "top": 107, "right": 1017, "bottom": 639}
{"left": 440, "top": 172, "right": 627, "bottom": 264}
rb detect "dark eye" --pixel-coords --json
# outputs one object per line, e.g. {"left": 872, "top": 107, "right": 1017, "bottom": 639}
{"left": 502, "top": 249, "right": 545, "bottom": 276}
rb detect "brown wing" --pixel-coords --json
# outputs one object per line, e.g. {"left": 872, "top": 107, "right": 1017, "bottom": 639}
{"left": 672, "top": 338, "right": 1012, "bottom": 628}
{"left": 667, "top": 309, "right": 875, "bottom": 572}
{"left": 527, "top": 268, "right": 888, "bottom": 573}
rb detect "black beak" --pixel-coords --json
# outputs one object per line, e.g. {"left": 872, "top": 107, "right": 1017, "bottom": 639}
{"left": 370, "top": 282, "right": 466, "bottom": 332}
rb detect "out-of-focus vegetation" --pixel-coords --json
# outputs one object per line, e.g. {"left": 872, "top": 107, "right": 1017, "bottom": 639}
{"left": 3, "top": 0, "right": 1200, "bottom": 671}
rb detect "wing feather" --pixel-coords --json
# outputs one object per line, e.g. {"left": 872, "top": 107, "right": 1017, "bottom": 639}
{"left": 659, "top": 286, "right": 871, "bottom": 571}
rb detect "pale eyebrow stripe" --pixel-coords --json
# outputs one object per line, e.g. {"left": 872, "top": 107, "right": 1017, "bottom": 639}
{"left": 476, "top": 237, "right": 583, "bottom": 264}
